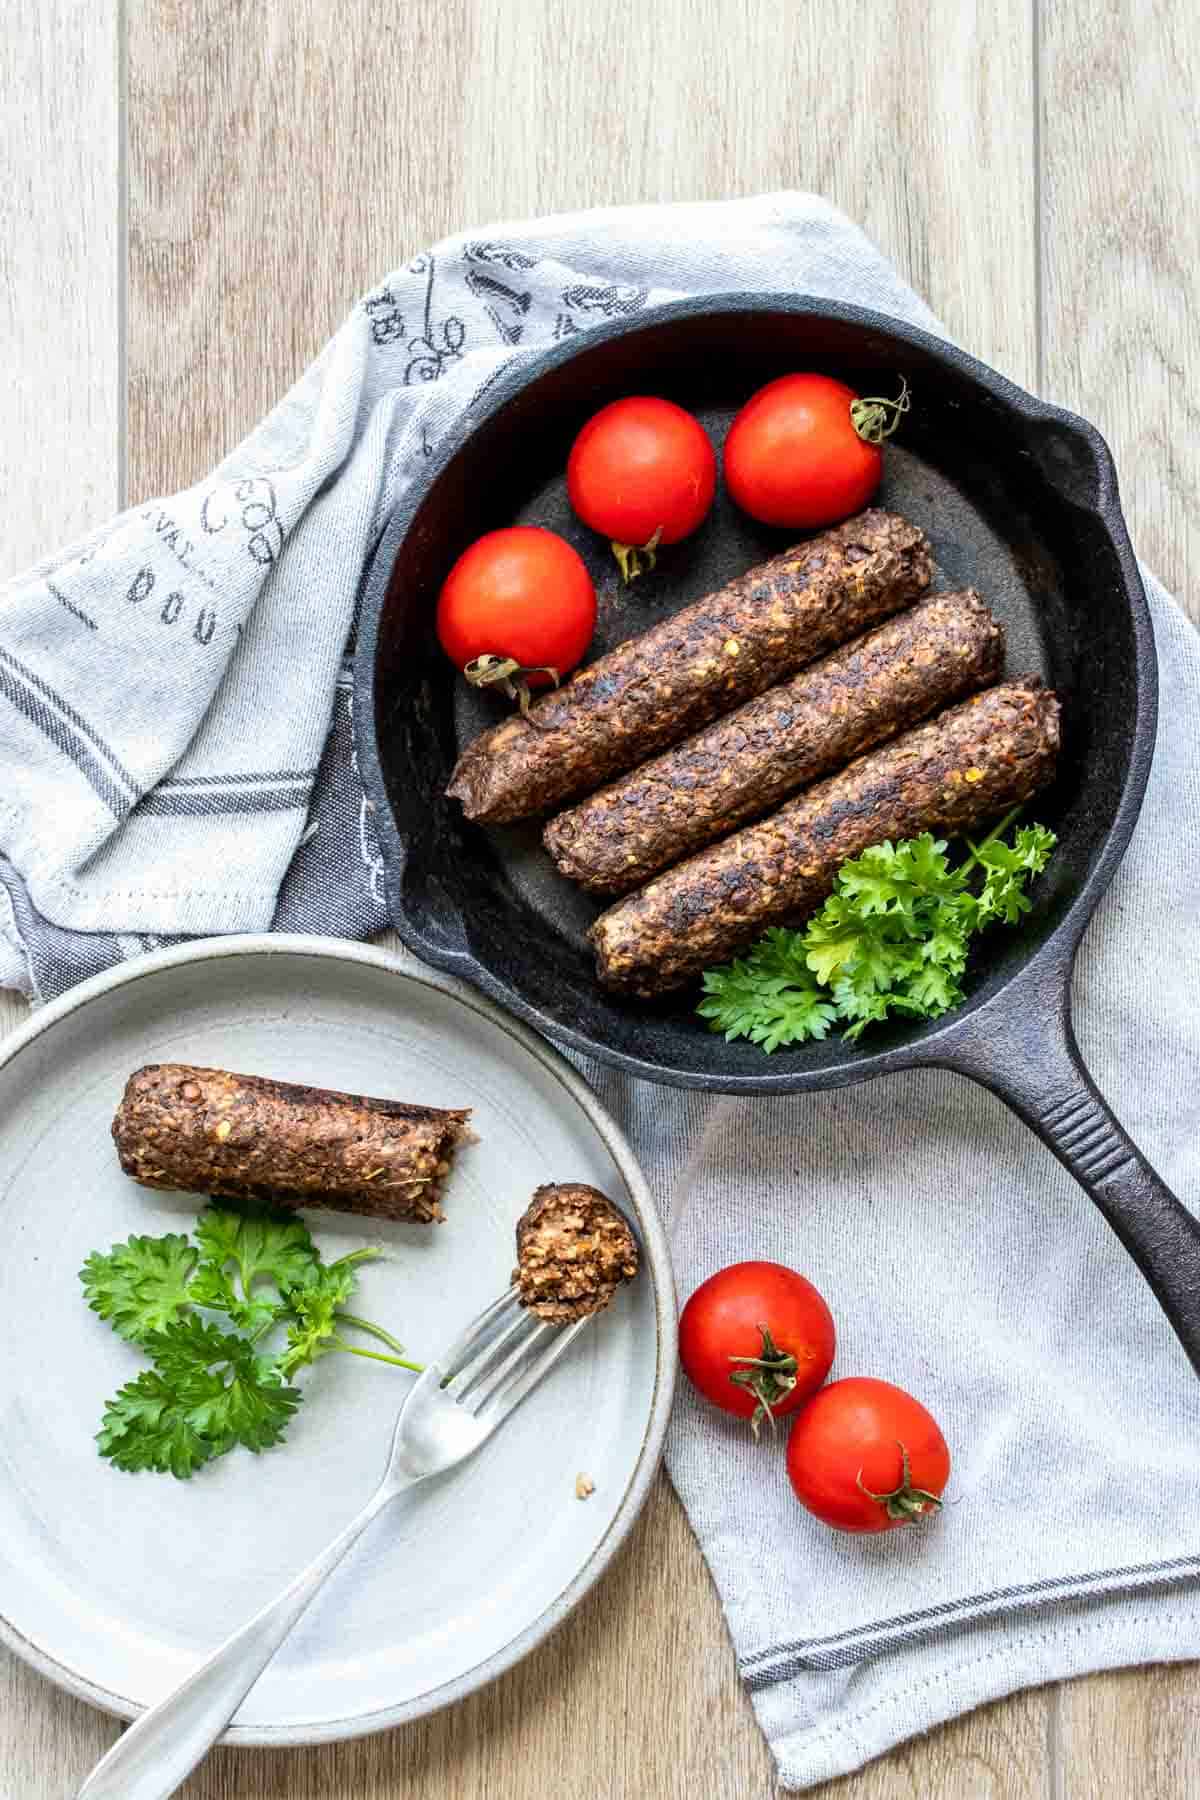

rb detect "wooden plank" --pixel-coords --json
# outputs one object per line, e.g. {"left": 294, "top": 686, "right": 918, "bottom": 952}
{"left": 1039, "top": 0, "right": 1200, "bottom": 613}
{"left": 0, "top": 0, "right": 121, "bottom": 1779}
{"left": 0, "top": 0, "right": 121, "bottom": 1042}
{"left": 0, "top": 1, "right": 121, "bottom": 577}
{"left": 1057, "top": 1665, "right": 1200, "bottom": 1798}
{"left": 1040, "top": 2, "right": 1200, "bottom": 1787}
{"left": 125, "top": 0, "right": 470, "bottom": 497}
{"left": 126, "top": 0, "right": 1037, "bottom": 508}
{"left": 456, "top": 0, "right": 1038, "bottom": 385}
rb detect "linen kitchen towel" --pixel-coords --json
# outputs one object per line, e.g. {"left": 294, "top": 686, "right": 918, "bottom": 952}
{"left": 3, "top": 192, "right": 1199, "bottom": 1793}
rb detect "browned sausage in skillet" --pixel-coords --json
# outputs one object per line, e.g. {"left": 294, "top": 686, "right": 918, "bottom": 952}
{"left": 112, "top": 1065, "right": 472, "bottom": 1223}
{"left": 544, "top": 588, "right": 1004, "bottom": 895}
{"left": 446, "top": 509, "right": 932, "bottom": 825}
{"left": 590, "top": 679, "right": 1061, "bottom": 997}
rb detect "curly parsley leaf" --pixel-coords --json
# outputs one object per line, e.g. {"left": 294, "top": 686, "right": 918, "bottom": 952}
{"left": 97, "top": 1370, "right": 220, "bottom": 1479}
{"left": 195, "top": 1201, "right": 319, "bottom": 1290}
{"left": 698, "top": 933, "right": 838, "bottom": 1052}
{"left": 79, "top": 1234, "right": 198, "bottom": 1343}
{"left": 186, "top": 1259, "right": 279, "bottom": 1336}
{"left": 973, "top": 821, "right": 1058, "bottom": 925}
{"left": 189, "top": 1202, "right": 321, "bottom": 1334}
{"left": 83, "top": 1203, "right": 414, "bottom": 1477}
{"left": 281, "top": 1252, "right": 419, "bottom": 1376}
{"left": 698, "top": 819, "right": 1056, "bottom": 1052}
{"left": 97, "top": 1319, "right": 301, "bottom": 1478}
{"left": 277, "top": 1259, "right": 359, "bottom": 1375}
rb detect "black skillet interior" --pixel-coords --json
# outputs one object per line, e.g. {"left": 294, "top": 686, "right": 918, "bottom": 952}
{"left": 357, "top": 299, "right": 1146, "bottom": 1092}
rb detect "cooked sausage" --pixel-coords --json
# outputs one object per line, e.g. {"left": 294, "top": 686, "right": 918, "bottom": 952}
{"left": 446, "top": 509, "right": 932, "bottom": 825}
{"left": 513, "top": 1182, "right": 640, "bottom": 1322}
{"left": 590, "top": 679, "right": 1061, "bottom": 997}
{"left": 544, "top": 589, "right": 1004, "bottom": 895}
{"left": 112, "top": 1064, "right": 471, "bottom": 1223}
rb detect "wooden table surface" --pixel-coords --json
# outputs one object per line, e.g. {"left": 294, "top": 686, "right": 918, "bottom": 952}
{"left": 2, "top": 2, "right": 1197, "bottom": 1794}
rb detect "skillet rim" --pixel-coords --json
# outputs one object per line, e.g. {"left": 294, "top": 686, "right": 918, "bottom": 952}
{"left": 353, "top": 292, "right": 1156, "bottom": 1095}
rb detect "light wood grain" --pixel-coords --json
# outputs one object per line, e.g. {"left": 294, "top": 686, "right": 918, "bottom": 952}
{"left": 0, "top": 0, "right": 118, "bottom": 1775}
{"left": 124, "top": 0, "right": 1037, "bottom": 502}
{"left": 455, "top": 0, "right": 1037, "bottom": 386}
{"left": 0, "top": 0, "right": 121, "bottom": 575}
{"left": 1040, "top": 3, "right": 1200, "bottom": 1789}
{"left": 1, "top": 0, "right": 1196, "bottom": 1793}
{"left": 1057, "top": 1664, "right": 1200, "bottom": 1798}
{"left": 125, "top": 0, "right": 470, "bottom": 499}
{"left": 0, "top": 0, "right": 119, "bottom": 1047}
{"left": 1040, "top": 0, "right": 1200, "bottom": 611}
{"left": 0, "top": 0, "right": 114, "bottom": 1751}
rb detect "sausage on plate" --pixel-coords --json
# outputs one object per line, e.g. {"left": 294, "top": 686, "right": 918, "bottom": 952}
{"left": 589, "top": 679, "right": 1061, "bottom": 997}
{"left": 513, "top": 1182, "right": 640, "bottom": 1322}
{"left": 446, "top": 509, "right": 932, "bottom": 825}
{"left": 112, "top": 1065, "right": 471, "bottom": 1223}
{"left": 544, "top": 588, "right": 1004, "bottom": 895}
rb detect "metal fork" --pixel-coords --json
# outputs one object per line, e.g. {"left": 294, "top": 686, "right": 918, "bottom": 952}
{"left": 78, "top": 1289, "right": 591, "bottom": 1800}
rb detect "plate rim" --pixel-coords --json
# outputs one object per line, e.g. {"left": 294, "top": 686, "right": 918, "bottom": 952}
{"left": 0, "top": 932, "right": 677, "bottom": 1745}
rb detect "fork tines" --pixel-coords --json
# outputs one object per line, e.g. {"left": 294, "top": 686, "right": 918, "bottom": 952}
{"left": 442, "top": 1290, "right": 591, "bottom": 1423}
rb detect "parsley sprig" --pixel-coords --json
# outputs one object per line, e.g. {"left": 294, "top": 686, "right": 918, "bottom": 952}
{"left": 698, "top": 812, "right": 1056, "bottom": 1052}
{"left": 81, "top": 1201, "right": 422, "bottom": 1478}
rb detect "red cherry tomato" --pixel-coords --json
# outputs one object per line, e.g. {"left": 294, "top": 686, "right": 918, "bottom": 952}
{"left": 436, "top": 526, "right": 596, "bottom": 688}
{"left": 786, "top": 1377, "right": 950, "bottom": 1534}
{"left": 724, "top": 373, "right": 905, "bottom": 529}
{"left": 567, "top": 397, "right": 717, "bottom": 576}
{"left": 678, "top": 1261, "right": 836, "bottom": 1433}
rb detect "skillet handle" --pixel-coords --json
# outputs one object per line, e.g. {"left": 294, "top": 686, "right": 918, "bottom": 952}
{"left": 941, "top": 987, "right": 1200, "bottom": 1378}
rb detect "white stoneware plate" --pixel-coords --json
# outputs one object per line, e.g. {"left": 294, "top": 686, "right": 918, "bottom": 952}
{"left": 0, "top": 936, "right": 674, "bottom": 1744}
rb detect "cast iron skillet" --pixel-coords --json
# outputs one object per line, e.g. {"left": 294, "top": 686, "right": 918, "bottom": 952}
{"left": 355, "top": 296, "right": 1200, "bottom": 1375}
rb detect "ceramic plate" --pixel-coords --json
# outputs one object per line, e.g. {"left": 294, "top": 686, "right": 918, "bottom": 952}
{"left": 0, "top": 937, "right": 674, "bottom": 1744}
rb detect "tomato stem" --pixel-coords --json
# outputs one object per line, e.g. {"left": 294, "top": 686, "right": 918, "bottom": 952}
{"left": 331, "top": 1340, "right": 425, "bottom": 1374}
{"left": 611, "top": 527, "right": 664, "bottom": 584}
{"left": 849, "top": 376, "right": 911, "bottom": 446}
{"left": 856, "top": 1439, "right": 943, "bottom": 1523}
{"left": 728, "top": 1322, "right": 799, "bottom": 1437}
{"left": 463, "top": 653, "right": 560, "bottom": 717}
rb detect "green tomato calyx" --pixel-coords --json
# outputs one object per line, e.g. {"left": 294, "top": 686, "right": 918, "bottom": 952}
{"left": 857, "top": 1439, "right": 943, "bottom": 1522}
{"left": 611, "top": 526, "right": 664, "bottom": 584}
{"left": 464, "top": 654, "right": 560, "bottom": 717}
{"left": 728, "top": 1322, "right": 799, "bottom": 1437}
{"left": 849, "top": 376, "right": 911, "bottom": 446}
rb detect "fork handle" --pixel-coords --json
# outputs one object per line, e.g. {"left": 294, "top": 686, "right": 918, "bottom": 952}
{"left": 76, "top": 1479, "right": 404, "bottom": 1800}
